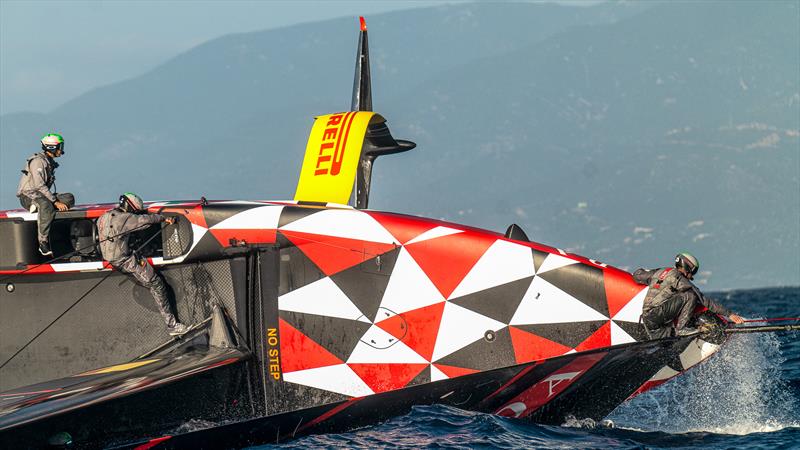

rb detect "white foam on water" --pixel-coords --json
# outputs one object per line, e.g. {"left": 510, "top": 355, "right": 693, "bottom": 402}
{"left": 608, "top": 332, "right": 799, "bottom": 435}
{"left": 171, "top": 418, "right": 222, "bottom": 434}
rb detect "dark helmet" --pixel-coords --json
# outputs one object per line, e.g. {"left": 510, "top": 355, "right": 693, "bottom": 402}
{"left": 119, "top": 192, "right": 145, "bottom": 212}
{"left": 41, "top": 133, "right": 65, "bottom": 154}
{"left": 675, "top": 252, "right": 699, "bottom": 277}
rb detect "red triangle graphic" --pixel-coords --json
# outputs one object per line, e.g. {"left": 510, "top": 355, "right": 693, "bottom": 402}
{"left": 433, "top": 363, "right": 479, "bottom": 379}
{"left": 574, "top": 321, "right": 612, "bottom": 352}
{"left": 367, "top": 211, "right": 438, "bottom": 244}
{"left": 348, "top": 363, "right": 428, "bottom": 393}
{"left": 508, "top": 326, "right": 572, "bottom": 364}
{"left": 210, "top": 228, "right": 277, "bottom": 246}
{"left": 376, "top": 301, "right": 446, "bottom": 362}
{"left": 279, "top": 318, "right": 343, "bottom": 373}
{"left": 404, "top": 231, "right": 497, "bottom": 298}
{"left": 604, "top": 268, "right": 643, "bottom": 318}
{"left": 282, "top": 231, "right": 396, "bottom": 276}
{"left": 163, "top": 204, "right": 207, "bottom": 229}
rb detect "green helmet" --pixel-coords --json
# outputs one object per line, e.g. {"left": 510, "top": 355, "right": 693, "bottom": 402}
{"left": 119, "top": 192, "right": 144, "bottom": 212}
{"left": 41, "top": 133, "right": 65, "bottom": 154}
{"left": 675, "top": 252, "right": 699, "bottom": 276}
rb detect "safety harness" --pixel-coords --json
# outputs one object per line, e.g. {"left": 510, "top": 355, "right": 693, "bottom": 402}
{"left": 19, "top": 153, "right": 58, "bottom": 197}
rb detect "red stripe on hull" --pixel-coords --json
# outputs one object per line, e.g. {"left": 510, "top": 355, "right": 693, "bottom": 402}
{"left": 496, "top": 352, "right": 606, "bottom": 418}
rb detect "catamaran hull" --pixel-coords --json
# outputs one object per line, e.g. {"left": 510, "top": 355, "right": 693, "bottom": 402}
{"left": 123, "top": 337, "right": 703, "bottom": 449}
{"left": 1, "top": 335, "right": 705, "bottom": 449}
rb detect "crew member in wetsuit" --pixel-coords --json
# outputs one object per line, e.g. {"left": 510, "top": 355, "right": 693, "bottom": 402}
{"left": 97, "top": 193, "right": 189, "bottom": 336}
{"left": 633, "top": 252, "right": 744, "bottom": 339}
{"left": 17, "top": 133, "right": 75, "bottom": 256}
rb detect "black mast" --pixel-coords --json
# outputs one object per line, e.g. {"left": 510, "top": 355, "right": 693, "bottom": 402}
{"left": 351, "top": 17, "right": 416, "bottom": 210}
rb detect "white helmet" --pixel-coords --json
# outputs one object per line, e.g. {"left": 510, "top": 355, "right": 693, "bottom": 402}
{"left": 120, "top": 192, "right": 145, "bottom": 212}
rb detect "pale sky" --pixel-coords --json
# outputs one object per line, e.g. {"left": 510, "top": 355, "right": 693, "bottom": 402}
{"left": 0, "top": 0, "right": 600, "bottom": 115}
{"left": 0, "top": 0, "right": 461, "bottom": 115}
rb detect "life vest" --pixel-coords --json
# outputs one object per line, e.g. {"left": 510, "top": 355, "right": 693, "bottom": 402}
{"left": 17, "top": 153, "right": 57, "bottom": 198}
{"left": 642, "top": 268, "right": 681, "bottom": 313}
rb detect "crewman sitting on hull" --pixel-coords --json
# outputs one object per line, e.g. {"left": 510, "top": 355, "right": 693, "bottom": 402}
{"left": 633, "top": 252, "right": 744, "bottom": 339}
{"left": 97, "top": 193, "right": 189, "bottom": 336}
{"left": 17, "top": 133, "right": 75, "bottom": 256}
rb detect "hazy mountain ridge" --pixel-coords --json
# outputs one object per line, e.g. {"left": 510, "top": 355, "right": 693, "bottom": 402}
{"left": 372, "top": 1, "right": 798, "bottom": 288}
{"left": 1, "top": 1, "right": 797, "bottom": 289}
{"left": 2, "top": 2, "right": 647, "bottom": 202}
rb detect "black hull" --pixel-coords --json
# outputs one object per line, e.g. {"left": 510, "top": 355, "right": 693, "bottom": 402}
{"left": 0, "top": 238, "right": 712, "bottom": 449}
{"left": 0, "top": 350, "right": 252, "bottom": 449}
{"left": 0, "top": 257, "right": 249, "bottom": 392}
{"left": 123, "top": 338, "right": 691, "bottom": 449}
{"left": 0, "top": 336, "right": 691, "bottom": 449}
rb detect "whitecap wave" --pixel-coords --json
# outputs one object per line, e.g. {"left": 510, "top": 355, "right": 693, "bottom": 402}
{"left": 608, "top": 331, "right": 799, "bottom": 435}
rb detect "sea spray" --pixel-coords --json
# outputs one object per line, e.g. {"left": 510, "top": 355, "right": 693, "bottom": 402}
{"left": 609, "top": 332, "right": 798, "bottom": 434}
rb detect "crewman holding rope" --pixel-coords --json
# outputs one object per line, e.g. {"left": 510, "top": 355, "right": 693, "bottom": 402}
{"left": 97, "top": 193, "right": 189, "bottom": 336}
{"left": 634, "top": 252, "right": 744, "bottom": 339}
{"left": 17, "top": 133, "right": 75, "bottom": 256}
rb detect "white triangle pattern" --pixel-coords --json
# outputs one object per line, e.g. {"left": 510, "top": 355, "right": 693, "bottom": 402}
{"left": 431, "top": 302, "right": 506, "bottom": 362}
{"left": 279, "top": 209, "right": 399, "bottom": 244}
{"left": 404, "top": 226, "right": 463, "bottom": 245}
{"left": 535, "top": 253, "right": 580, "bottom": 274}
{"left": 378, "top": 248, "right": 446, "bottom": 315}
{"left": 610, "top": 321, "right": 637, "bottom": 346}
{"left": 283, "top": 364, "right": 374, "bottom": 397}
{"left": 279, "top": 277, "right": 364, "bottom": 321}
{"left": 679, "top": 340, "right": 721, "bottom": 371}
{"left": 448, "top": 239, "right": 535, "bottom": 299}
{"left": 612, "top": 286, "right": 648, "bottom": 323}
{"left": 650, "top": 365, "right": 680, "bottom": 381}
{"left": 347, "top": 325, "right": 428, "bottom": 364}
{"left": 168, "top": 224, "right": 208, "bottom": 263}
{"left": 430, "top": 364, "right": 448, "bottom": 382}
{"left": 509, "top": 276, "right": 608, "bottom": 325}
{"left": 210, "top": 205, "right": 283, "bottom": 230}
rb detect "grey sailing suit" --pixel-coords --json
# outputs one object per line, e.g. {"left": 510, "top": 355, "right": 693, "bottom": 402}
{"left": 17, "top": 152, "right": 75, "bottom": 243}
{"left": 97, "top": 208, "right": 177, "bottom": 328}
{"left": 633, "top": 267, "right": 731, "bottom": 339}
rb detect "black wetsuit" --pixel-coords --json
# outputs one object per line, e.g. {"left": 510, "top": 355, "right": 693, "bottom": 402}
{"left": 633, "top": 267, "right": 731, "bottom": 339}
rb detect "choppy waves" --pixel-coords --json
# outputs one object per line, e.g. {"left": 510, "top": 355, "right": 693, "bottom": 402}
{"left": 609, "top": 331, "right": 798, "bottom": 435}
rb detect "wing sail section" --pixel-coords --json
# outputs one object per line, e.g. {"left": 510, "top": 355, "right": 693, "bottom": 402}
{"left": 293, "top": 17, "right": 416, "bottom": 208}
{"left": 294, "top": 111, "right": 376, "bottom": 205}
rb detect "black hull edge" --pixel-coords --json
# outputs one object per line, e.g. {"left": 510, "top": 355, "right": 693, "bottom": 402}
{"left": 94, "top": 337, "right": 694, "bottom": 450}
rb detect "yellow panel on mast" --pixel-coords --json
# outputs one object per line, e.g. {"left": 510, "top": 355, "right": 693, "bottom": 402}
{"left": 294, "top": 111, "right": 375, "bottom": 205}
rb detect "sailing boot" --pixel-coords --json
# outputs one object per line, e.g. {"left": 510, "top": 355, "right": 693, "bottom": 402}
{"left": 168, "top": 322, "right": 190, "bottom": 336}
{"left": 39, "top": 240, "right": 53, "bottom": 256}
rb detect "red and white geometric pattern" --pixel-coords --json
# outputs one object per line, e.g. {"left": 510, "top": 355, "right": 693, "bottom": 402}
{"left": 3, "top": 200, "right": 700, "bottom": 404}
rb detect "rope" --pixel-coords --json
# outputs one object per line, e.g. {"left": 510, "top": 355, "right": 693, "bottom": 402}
{"left": 0, "top": 213, "right": 179, "bottom": 369}
{"left": 0, "top": 270, "right": 114, "bottom": 370}
{"left": 741, "top": 317, "right": 800, "bottom": 323}
{"left": 725, "top": 324, "right": 800, "bottom": 334}
{"left": 131, "top": 223, "right": 167, "bottom": 255}
{"left": 0, "top": 220, "right": 156, "bottom": 283}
